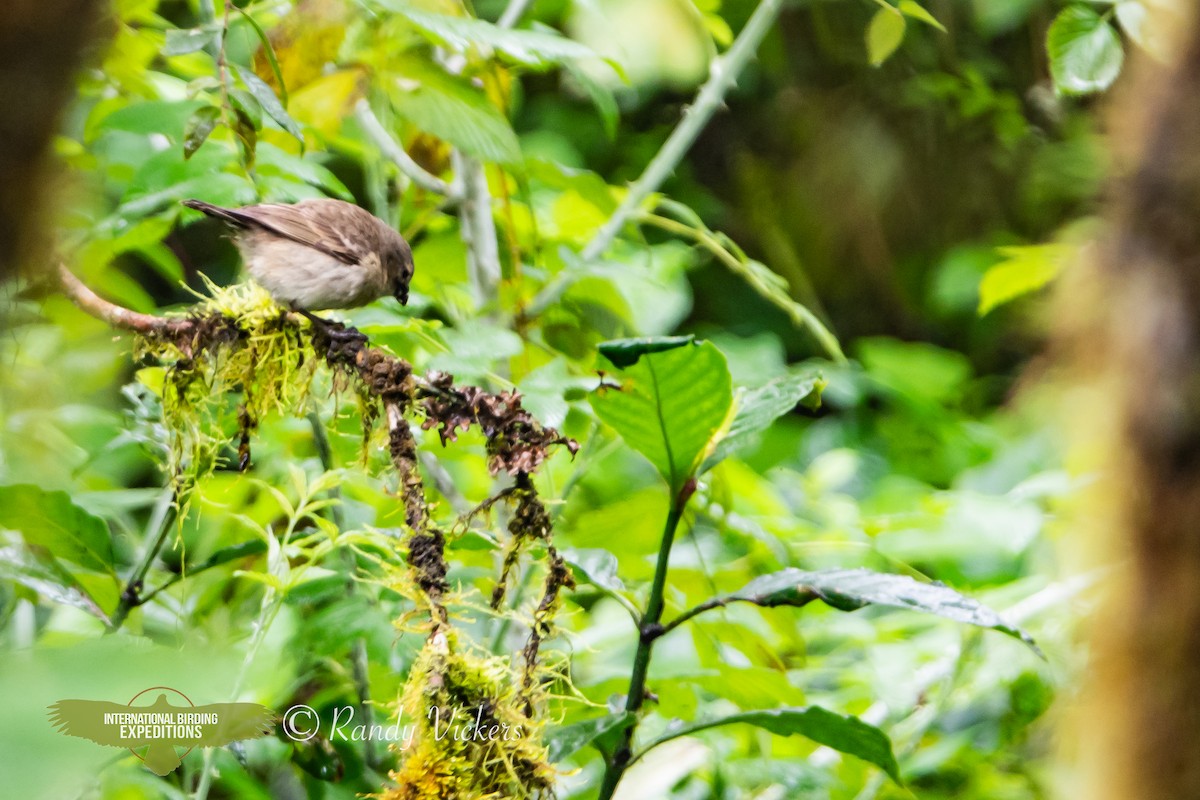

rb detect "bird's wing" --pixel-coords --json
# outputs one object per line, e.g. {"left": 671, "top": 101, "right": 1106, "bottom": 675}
{"left": 197, "top": 703, "right": 277, "bottom": 746}
{"left": 47, "top": 700, "right": 136, "bottom": 747}
{"left": 232, "top": 201, "right": 375, "bottom": 267}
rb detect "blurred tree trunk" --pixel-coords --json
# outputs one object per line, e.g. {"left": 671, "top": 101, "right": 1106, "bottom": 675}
{"left": 0, "top": 0, "right": 102, "bottom": 281}
{"left": 1074, "top": 7, "right": 1200, "bottom": 799}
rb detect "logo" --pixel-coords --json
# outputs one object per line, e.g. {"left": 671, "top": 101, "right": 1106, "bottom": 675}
{"left": 48, "top": 686, "right": 275, "bottom": 775}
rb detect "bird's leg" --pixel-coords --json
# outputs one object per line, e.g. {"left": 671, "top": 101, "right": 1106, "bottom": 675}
{"left": 292, "top": 307, "right": 368, "bottom": 348}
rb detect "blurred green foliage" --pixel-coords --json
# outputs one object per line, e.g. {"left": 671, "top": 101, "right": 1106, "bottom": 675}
{"left": 0, "top": 0, "right": 1118, "bottom": 797}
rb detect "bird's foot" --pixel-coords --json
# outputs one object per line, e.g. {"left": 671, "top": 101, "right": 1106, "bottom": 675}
{"left": 293, "top": 308, "right": 368, "bottom": 357}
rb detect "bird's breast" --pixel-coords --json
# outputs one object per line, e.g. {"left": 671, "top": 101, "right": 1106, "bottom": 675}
{"left": 243, "top": 235, "right": 387, "bottom": 310}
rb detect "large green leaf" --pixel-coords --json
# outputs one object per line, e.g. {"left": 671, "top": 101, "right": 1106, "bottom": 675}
{"left": 1047, "top": 5, "right": 1124, "bottom": 95}
{"left": 704, "top": 369, "right": 824, "bottom": 470}
{"left": 645, "top": 706, "right": 901, "bottom": 783}
{"left": 724, "top": 567, "right": 1038, "bottom": 651}
{"left": 591, "top": 338, "right": 734, "bottom": 495}
{"left": 0, "top": 485, "right": 115, "bottom": 574}
{"left": 389, "top": 65, "right": 520, "bottom": 164}
{"left": 389, "top": 7, "right": 599, "bottom": 70}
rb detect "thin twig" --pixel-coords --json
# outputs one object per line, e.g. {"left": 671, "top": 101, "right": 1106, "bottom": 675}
{"left": 497, "top": 0, "right": 534, "bottom": 29}
{"left": 640, "top": 212, "right": 846, "bottom": 362}
{"left": 581, "top": 0, "right": 784, "bottom": 261}
{"left": 106, "top": 487, "right": 176, "bottom": 633}
{"left": 354, "top": 100, "right": 464, "bottom": 202}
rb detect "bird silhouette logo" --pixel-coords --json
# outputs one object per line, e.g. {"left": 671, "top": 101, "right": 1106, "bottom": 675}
{"left": 47, "top": 686, "right": 275, "bottom": 775}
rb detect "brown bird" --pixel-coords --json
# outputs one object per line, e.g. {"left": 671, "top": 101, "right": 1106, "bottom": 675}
{"left": 182, "top": 198, "right": 414, "bottom": 310}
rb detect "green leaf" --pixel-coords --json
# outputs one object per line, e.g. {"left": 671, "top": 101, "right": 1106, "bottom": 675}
{"left": 978, "top": 243, "right": 1074, "bottom": 315}
{"left": 592, "top": 338, "right": 734, "bottom": 494}
{"left": 189, "top": 539, "right": 268, "bottom": 573}
{"left": 90, "top": 99, "right": 207, "bottom": 143}
{"left": 597, "top": 335, "right": 695, "bottom": 368}
{"left": 562, "top": 548, "right": 625, "bottom": 593}
{"left": 0, "top": 485, "right": 115, "bottom": 574}
{"left": 234, "top": 7, "right": 289, "bottom": 105}
{"left": 726, "top": 567, "right": 1039, "bottom": 651}
{"left": 563, "top": 60, "right": 619, "bottom": 139}
{"left": 183, "top": 107, "right": 222, "bottom": 161}
{"left": 231, "top": 105, "right": 258, "bottom": 168}
{"left": 704, "top": 369, "right": 825, "bottom": 470}
{"left": 0, "top": 546, "right": 107, "bottom": 618}
{"left": 1047, "top": 5, "right": 1124, "bottom": 95}
{"left": 389, "top": 67, "right": 520, "bottom": 164}
{"left": 389, "top": 7, "right": 599, "bottom": 70}
{"left": 898, "top": 0, "right": 946, "bottom": 32}
{"left": 229, "top": 89, "right": 263, "bottom": 130}
{"left": 233, "top": 64, "right": 305, "bottom": 142}
{"left": 163, "top": 25, "right": 220, "bottom": 56}
{"left": 257, "top": 143, "right": 352, "bottom": 200}
{"left": 867, "top": 8, "right": 906, "bottom": 66}
{"left": 645, "top": 706, "right": 900, "bottom": 783}
{"left": 546, "top": 713, "right": 634, "bottom": 762}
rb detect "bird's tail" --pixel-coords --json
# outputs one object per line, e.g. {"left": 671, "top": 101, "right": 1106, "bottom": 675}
{"left": 182, "top": 199, "right": 248, "bottom": 227}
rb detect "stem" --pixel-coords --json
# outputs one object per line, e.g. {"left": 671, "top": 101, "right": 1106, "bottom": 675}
{"left": 597, "top": 488, "right": 691, "bottom": 800}
{"left": 457, "top": 151, "right": 502, "bottom": 306}
{"left": 582, "top": 0, "right": 784, "bottom": 261}
{"left": 658, "top": 596, "right": 727, "bottom": 637}
{"left": 354, "top": 100, "right": 464, "bottom": 201}
{"left": 641, "top": 213, "right": 846, "bottom": 362}
{"left": 497, "top": 0, "right": 533, "bottom": 29}
{"left": 138, "top": 539, "right": 268, "bottom": 606}
{"left": 107, "top": 488, "right": 176, "bottom": 633}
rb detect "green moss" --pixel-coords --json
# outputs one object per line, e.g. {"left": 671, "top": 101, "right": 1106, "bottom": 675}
{"left": 133, "top": 282, "right": 318, "bottom": 488}
{"left": 384, "top": 635, "right": 555, "bottom": 800}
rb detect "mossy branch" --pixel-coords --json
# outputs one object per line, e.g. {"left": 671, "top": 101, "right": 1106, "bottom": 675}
{"left": 56, "top": 266, "right": 577, "bottom": 624}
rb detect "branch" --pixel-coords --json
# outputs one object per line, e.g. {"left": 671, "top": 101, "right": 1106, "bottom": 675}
{"left": 354, "top": 100, "right": 464, "bottom": 202}
{"left": 58, "top": 264, "right": 191, "bottom": 336}
{"left": 581, "top": 0, "right": 784, "bottom": 261}
{"left": 58, "top": 267, "right": 576, "bottom": 475}
{"left": 420, "top": 27, "right": 505, "bottom": 309}
{"left": 454, "top": 150, "right": 502, "bottom": 306}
